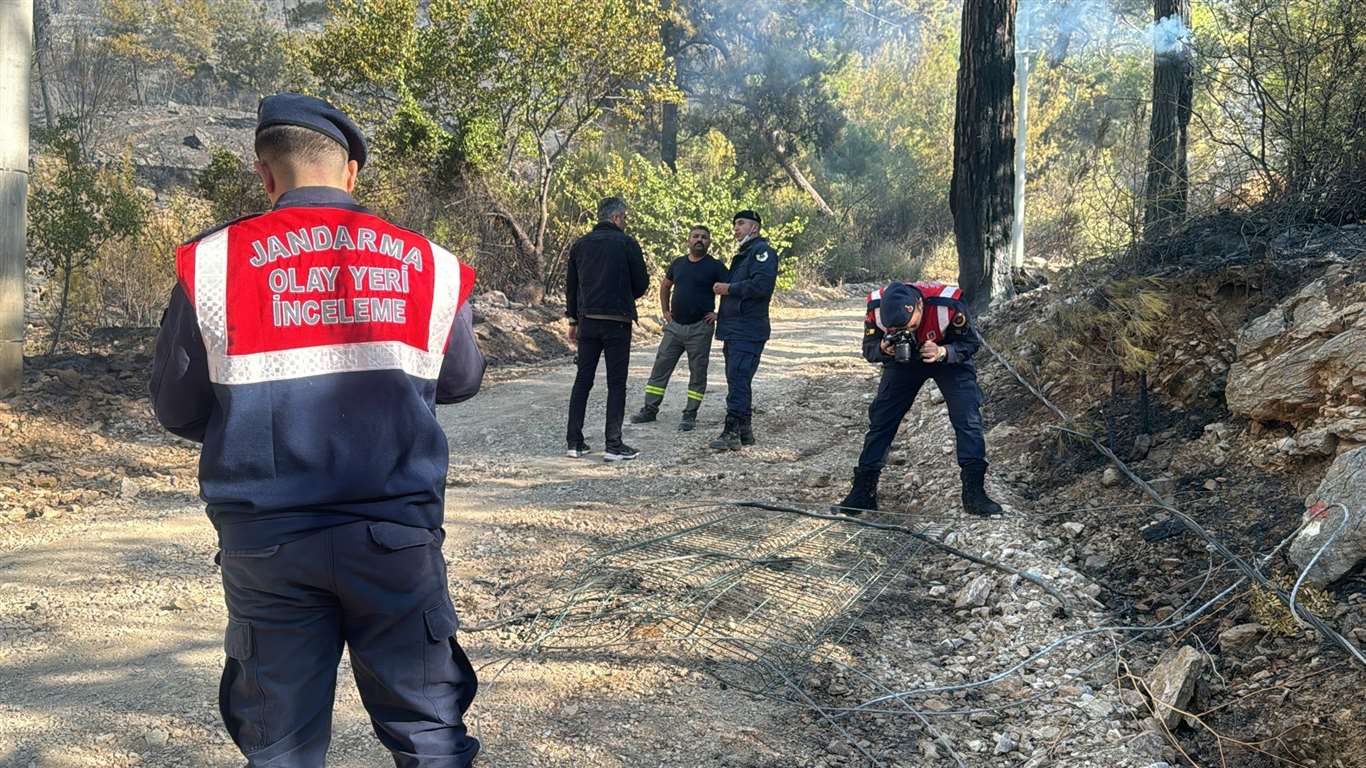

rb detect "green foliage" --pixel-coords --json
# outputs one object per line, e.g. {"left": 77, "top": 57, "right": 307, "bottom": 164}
{"left": 211, "top": 0, "right": 287, "bottom": 98}
{"left": 29, "top": 123, "right": 147, "bottom": 352}
{"left": 197, "top": 149, "right": 270, "bottom": 223}
{"left": 93, "top": 191, "right": 213, "bottom": 328}
{"left": 307, "top": 0, "right": 679, "bottom": 284}
{"left": 552, "top": 131, "right": 807, "bottom": 288}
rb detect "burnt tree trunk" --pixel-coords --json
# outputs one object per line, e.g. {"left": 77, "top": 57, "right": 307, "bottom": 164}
{"left": 660, "top": 20, "right": 681, "bottom": 171}
{"left": 1143, "top": 0, "right": 1193, "bottom": 250}
{"left": 950, "top": 0, "right": 1017, "bottom": 314}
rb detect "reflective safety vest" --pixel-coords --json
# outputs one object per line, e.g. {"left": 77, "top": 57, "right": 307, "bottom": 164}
{"left": 908, "top": 281, "right": 965, "bottom": 345}
{"left": 175, "top": 206, "right": 474, "bottom": 385}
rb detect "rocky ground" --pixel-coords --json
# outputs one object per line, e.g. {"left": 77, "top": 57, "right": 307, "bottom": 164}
{"left": 2, "top": 250, "right": 1364, "bottom": 767}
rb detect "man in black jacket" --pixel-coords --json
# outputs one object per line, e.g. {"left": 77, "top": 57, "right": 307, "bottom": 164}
{"left": 565, "top": 196, "right": 649, "bottom": 461}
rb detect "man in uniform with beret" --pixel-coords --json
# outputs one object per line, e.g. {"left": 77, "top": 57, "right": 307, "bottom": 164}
{"left": 709, "top": 210, "right": 780, "bottom": 451}
{"left": 151, "top": 93, "right": 484, "bottom": 767}
{"left": 833, "top": 280, "right": 1003, "bottom": 517}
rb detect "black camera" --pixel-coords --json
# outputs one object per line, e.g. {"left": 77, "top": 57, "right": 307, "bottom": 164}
{"left": 885, "top": 329, "right": 920, "bottom": 364}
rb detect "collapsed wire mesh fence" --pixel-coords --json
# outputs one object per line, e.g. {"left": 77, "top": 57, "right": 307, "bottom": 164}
{"left": 506, "top": 503, "right": 946, "bottom": 697}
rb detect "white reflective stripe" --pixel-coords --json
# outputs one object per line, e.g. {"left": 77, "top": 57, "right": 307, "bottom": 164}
{"left": 428, "top": 242, "right": 462, "bottom": 353}
{"left": 874, "top": 306, "right": 887, "bottom": 331}
{"left": 209, "top": 340, "right": 445, "bottom": 385}
{"left": 937, "top": 305, "right": 950, "bottom": 333}
{"left": 940, "top": 284, "right": 958, "bottom": 297}
{"left": 869, "top": 288, "right": 882, "bottom": 301}
{"left": 194, "top": 229, "right": 231, "bottom": 377}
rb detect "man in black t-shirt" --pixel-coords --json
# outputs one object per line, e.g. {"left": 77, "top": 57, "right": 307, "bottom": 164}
{"left": 631, "top": 225, "right": 729, "bottom": 431}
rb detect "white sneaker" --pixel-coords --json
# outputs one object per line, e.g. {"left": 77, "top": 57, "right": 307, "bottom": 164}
{"left": 603, "top": 444, "right": 640, "bottom": 462}
{"left": 566, "top": 442, "right": 592, "bottom": 458}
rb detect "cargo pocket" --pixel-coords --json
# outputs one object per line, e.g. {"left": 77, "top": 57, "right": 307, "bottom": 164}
{"left": 220, "top": 618, "right": 269, "bottom": 751}
{"left": 369, "top": 522, "right": 437, "bottom": 551}
{"left": 423, "top": 604, "right": 478, "bottom": 725}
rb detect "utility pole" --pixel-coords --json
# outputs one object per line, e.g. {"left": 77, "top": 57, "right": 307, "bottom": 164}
{"left": 0, "top": 0, "right": 32, "bottom": 397}
{"left": 1010, "top": 49, "right": 1034, "bottom": 272}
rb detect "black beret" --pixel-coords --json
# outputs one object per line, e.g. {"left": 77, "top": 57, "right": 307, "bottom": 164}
{"left": 880, "top": 282, "right": 924, "bottom": 329}
{"left": 732, "top": 209, "right": 762, "bottom": 226}
{"left": 256, "top": 92, "right": 368, "bottom": 169}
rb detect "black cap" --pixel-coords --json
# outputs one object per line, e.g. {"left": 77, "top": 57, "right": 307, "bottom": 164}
{"left": 733, "top": 209, "right": 762, "bottom": 226}
{"left": 256, "top": 93, "right": 368, "bottom": 169}
{"left": 880, "top": 282, "right": 924, "bottom": 328}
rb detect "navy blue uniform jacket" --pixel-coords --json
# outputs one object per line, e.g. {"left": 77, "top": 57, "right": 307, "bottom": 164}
{"left": 149, "top": 187, "right": 485, "bottom": 549}
{"left": 716, "top": 236, "right": 780, "bottom": 343}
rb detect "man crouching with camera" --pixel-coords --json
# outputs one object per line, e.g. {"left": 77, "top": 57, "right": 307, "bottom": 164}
{"left": 834, "top": 281, "right": 1004, "bottom": 517}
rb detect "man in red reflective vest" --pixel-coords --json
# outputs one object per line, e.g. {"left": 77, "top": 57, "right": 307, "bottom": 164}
{"left": 834, "top": 280, "right": 1004, "bottom": 517}
{"left": 150, "top": 93, "right": 483, "bottom": 767}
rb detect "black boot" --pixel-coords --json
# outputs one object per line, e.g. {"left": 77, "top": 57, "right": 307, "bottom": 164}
{"left": 678, "top": 411, "right": 697, "bottom": 432}
{"left": 709, "top": 416, "right": 741, "bottom": 451}
{"left": 833, "top": 469, "right": 880, "bottom": 516}
{"left": 738, "top": 414, "right": 755, "bottom": 446}
{"left": 961, "top": 466, "right": 1004, "bottom": 517}
{"left": 630, "top": 404, "right": 658, "bottom": 424}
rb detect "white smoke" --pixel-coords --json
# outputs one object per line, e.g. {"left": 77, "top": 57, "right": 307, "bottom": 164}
{"left": 1147, "top": 14, "right": 1192, "bottom": 58}
{"left": 1016, "top": 1, "right": 1194, "bottom": 63}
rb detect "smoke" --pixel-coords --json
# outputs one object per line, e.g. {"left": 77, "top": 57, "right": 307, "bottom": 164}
{"left": 1017, "top": 0, "right": 1194, "bottom": 64}
{"left": 1148, "top": 15, "right": 1193, "bottom": 59}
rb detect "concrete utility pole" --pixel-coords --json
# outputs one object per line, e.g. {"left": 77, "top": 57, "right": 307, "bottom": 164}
{"left": 0, "top": 0, "right": 31, "bottom": 397}
{"left": 1011, "top": 49, "right": 1034, "bottom": 272}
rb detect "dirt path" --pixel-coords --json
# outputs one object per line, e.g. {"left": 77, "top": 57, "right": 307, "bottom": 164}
{"left": 0, "top": 302, "right": 1176, "bottom": 768}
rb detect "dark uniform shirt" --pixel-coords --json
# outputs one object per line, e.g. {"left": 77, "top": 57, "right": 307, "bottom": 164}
{"left": 715, "top": 236, "right": 780, "bottom": 343}
{"left": 665, "top": 255, "right": 728, "bottom": 324}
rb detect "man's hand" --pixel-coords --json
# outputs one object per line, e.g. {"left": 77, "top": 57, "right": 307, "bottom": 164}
{"left": 920, "top": 340, "right": 947, "bottom": 363}
{"left": 713, "top": 282, "right": 730, "bottom": 296}
{"left": 568, "top": 323, "right": 578, "bottom": 343}
{"left": 704, "top": 311, "right": 717, "bottom": 323}
{"left": 879, "top": 338, "right": 895, "bottom": 357}
{"left": 662, "top": 310, "right": 673, "bottom": 325}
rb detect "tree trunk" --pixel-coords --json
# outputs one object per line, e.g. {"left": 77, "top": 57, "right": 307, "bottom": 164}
{"left": 48, "top": 262, "right": 72, "bottom": 356}
{"left": 950, "top": 0, "right": 1017, "bottom": 315}
{"left": 1142, "top": 0, "right": 1192, "bottom": 250}
{"left": 661, "top": 102, "right": 679, "bottom": 172}
{"left": 767, "top": 132, "right": 835, "bottom": 217}
{"left": 660, "top": 20, "right": 681, "bottom": 171}
{"left": 34, "top": 0, "right": 56, "bottom": 130}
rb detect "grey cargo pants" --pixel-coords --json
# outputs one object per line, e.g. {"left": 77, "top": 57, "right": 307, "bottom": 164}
{"left": 641, "top": 318, "right": 714, "bottom": 418}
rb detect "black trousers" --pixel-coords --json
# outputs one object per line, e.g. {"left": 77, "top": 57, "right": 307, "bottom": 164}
{"left": 566, "top": 317, "right": 632, "bottom": 447}
{"left": 856, "top": 360, "right": 988, "bottom": 474}
{"left": 218, "top": 521, "right": 479, "bottom": 767}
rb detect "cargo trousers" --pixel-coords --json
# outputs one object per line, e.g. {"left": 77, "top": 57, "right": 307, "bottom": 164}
{"left": 217, "top": 520, "right": 479, "bottom": 767}
{"left": 640, "top": 318, "right": 714, "bottom": 418}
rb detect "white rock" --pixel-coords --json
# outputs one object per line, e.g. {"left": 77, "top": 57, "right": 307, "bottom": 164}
{"left": 954, "top": 575, "right": 994, "bottom": 609}
{"left": 1289, "top": 447, "right": 1366, "bottom": 585}
{"left": 994, "top": 732, "right": 1017, "bottom": 754}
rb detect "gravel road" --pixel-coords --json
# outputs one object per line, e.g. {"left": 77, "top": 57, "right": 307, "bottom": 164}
{"left": 0, "top": 302, "right": 1177, "bottom": 768}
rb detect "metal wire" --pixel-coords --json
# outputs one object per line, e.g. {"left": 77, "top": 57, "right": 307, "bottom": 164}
{"left": 974, "top": 329, "right": 1366, "bottom": 667}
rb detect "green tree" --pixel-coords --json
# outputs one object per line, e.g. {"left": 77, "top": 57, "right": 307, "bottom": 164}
{"left": 307, "top": 0, "right": 677, "bottom": 292}
{"left": 29, "top": 123, "right": 145, "bottom": 354}
{"left": 197, "top": 149, "right": 270, "bottom": 222}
